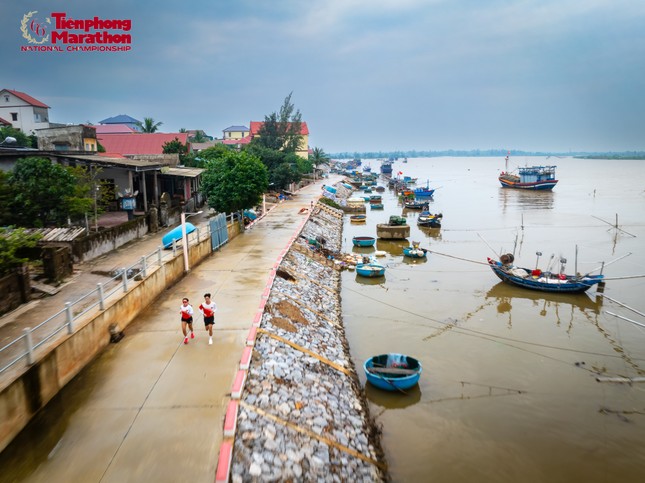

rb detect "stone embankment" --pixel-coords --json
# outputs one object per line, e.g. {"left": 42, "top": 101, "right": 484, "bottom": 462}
{"left": 229, "top": 194, "right": 387, "bottom": 482}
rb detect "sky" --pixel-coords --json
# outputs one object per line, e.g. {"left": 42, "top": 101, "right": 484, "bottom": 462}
{"left": 2, "top": 0, "right": 645, "bottom": 153}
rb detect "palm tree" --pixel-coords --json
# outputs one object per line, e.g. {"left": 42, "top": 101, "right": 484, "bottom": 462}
{"left": 137, "top": 117, "right": 163, "bottom": 133}
{"left": 189, "top": 130, "right": 208, "bottom": 143}
{"left": 309, "top": 147, "right": 330, "bottom": 180}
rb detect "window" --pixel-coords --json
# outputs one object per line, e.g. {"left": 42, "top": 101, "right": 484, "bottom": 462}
{"left": 11, "top": 112, "right": 18, "bottom": 121}
{"left": 4, "top": 95, "right": 9, "bottom": 102}
{"left": 85, "top": 143, "right": 90, "bottom": 150}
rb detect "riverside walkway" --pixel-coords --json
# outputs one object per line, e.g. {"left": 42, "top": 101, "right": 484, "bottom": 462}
{"left": 0, "top": 178, "right": 337, "bottom": 482}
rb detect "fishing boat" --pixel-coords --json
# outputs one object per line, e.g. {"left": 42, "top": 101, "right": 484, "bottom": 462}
{"left": 487, "top": 254, "right": 605, "bottom": 293}
{"left": 375, "top": 186, "right": 385, "bottom": 192}
{"left": 403, "top": 199, "right": 429, "bottom": 210}
{"left": 413, "top": 180, "right": 435, "bottom": 198}
{"left": 403, "top": 176, "right": 417, "bottom": 184}
{"left": 352, "top": 236, "right": 376, "bottom": 247}
{"left": 498, "top": 153, "right": 558, "bottom": 190}
{"left": 403, "top": 245, "right": 427, "bottom": 258}
{"left": 417, "top": 212, "right": 442, "bottom": 228}
{"left": 356, "top": 263, "right": 386, "bottom": 277}
{"left": 370, "top": 203, "right": 384, "bottom": 210}
{"left": 380, "top": 160, "right": 393, "bottom": 175}
{"left": 369, "top": 194, "right": 382, "bottom": 203}
{"left": 364, "top": 354, "right": 422, "bottom": 391}
{"left": 162, "top": 222, "right": 196, "bottom": 249}
{"left": 350, "top": 214, "right": 367, "bottom": 223}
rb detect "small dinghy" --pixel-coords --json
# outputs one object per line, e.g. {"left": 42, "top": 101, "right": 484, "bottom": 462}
{"left": 350, "top": 215, "right": 367, "bottom": 223}
{"left": 356, "top": 263, "right": 386, "bottom": 277}
{"left": 352, "top": 236, "right": 376, "bottom": 247}
{"left": 364, "top": 354, "right": 422, "bottom": 391}
{"left": 162, "top": 222, "right": 196, "bottom": 249}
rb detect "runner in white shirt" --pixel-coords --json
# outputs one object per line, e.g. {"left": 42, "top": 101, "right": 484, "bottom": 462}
{"left": 180, "top": 298, "right": 194, "bottom": 344}
{"left": 198, "top": 293, "right": 217, "bottom": 345}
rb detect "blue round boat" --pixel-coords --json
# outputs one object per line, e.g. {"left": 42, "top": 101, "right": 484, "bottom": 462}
{"left": 403, "top": 246, "right": 427, "bottom": 258}
{"left": 356, "top": 263, "right": 385, "bottom": 277}
{"left": 162, "top": 222, "right": 196, "bottom": 249}
{"left": 364, "top": 354, "right": 422, "bottom": 391}
{"left": 352, "top": 236, "right": 376, "bottom": 247}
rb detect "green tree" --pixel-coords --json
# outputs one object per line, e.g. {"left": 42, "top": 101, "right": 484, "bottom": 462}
{"left": 309, "top": 147, "right": 330, "bottom": 171}
{"left": 189, "top": 130, "right": 208, "bottom": 143}
{"left": 0, "top": 126, "right": 34, "bottom": 148}
{"left": 253, "top": 92, "right": 303, "bottom": 153}
{"left": 0, "top": 170, "right": 16, "bottom": 225}
{"left": 201, "top": 150, "right": 269, "bottom": 214}
{"left": 9, "top": 157, "right": 92, "bottom": 227}
{"left": 0, "top": 227, "right": 42, "bottom": 276}
{"left": 136, "top": 117, "right": 163, "bottom": 133}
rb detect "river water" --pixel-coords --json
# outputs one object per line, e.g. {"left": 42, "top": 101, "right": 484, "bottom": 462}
{"left": 341, "top": 156, "right": 645, "bottom": 482}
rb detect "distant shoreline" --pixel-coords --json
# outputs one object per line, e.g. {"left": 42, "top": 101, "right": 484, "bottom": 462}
{"left": 330, "top": 151, "right": 645, "bottom": 160}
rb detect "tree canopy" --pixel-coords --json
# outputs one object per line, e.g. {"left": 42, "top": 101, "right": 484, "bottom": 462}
{"left": 0, "top": 227, "right": 42, "bottom": 276}
{"left": 252, "top": 92, "right": 303, "bottom": 153}
{"left": 200, "top": 149, "right": 269, "bottom": 214}
{"left": 8, "top": 157, "right": 95, "bottom": 227}
{"left": 0, "top": 126, "right": 35, "bottom": 148}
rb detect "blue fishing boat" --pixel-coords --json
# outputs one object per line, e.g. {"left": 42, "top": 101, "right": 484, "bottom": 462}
{"left": 162, "top": 222, "right": 196, "bottom": 249}
{"left": 417, "top": 212, "right": 442, "bottom": 228}
{"left": 364, "top": 354, "right": 422, "bottom": 391}
{"left": 369, "top": 195, "right": 382, "bottom": 203}
{"left": 498, "top": 153, "right": 558, "bottom": 190}
{"left": 403, "top": 199, "right": 429, "bottom": 210}
{"left": 356, "top": 263, "right": 386, "bottom": 277}
{"left": 414, "top": 181, "right": 435, "bottom": 198}
{"left": 350, "top": 214, "right": 367, "bottom": 223}
{"left": 487, "top": 255, "right": 604, "bottom": 293}
{"left": 380, "top": 160, "right": 393, "bottom": 175}
{"left": 352, "top": 236, "right": 376, "bottom": 247}
{"left": 370, "top": 203, "right": 384, "bottom": 210}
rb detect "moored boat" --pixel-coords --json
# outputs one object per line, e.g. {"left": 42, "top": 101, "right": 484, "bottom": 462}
{"left": 356, "top": 263, "right": 386, "bottom": 277}
{"left": 364, "top": 354, "right": 422, "bottom": 391}
{"left": 487, "top": 254, "right": 605, "bottom": 293}
{"left": 403, "top": 245, "right": 427, "bottom": 258}
{"left": 352, "top": 236, "right": 376, "bottom": 247}
{"left": 162, "top": 222, "right": 196, "bottom": 248}
{"left": 498, "top": 153, "right": 558, "bottom": 190}
{"left": 350, "top": 214, "right": 367, "bottom": 223}
{"left": 417, "top": 212, "right": 442, "bottom": 228}
{"left": 370, "top": 203, "right": 384, "bottom": 210}
{"left": 403, "top": 200, "right": 429, "bottom": 210}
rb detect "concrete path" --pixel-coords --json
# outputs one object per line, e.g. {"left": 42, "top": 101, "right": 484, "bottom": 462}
{"left": 0, "top": 178, "right": 338, "bottom": 482}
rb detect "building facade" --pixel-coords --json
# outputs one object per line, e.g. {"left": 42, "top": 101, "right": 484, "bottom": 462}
{"left": 0, "top": 89, "right": 50, "bottom": 134}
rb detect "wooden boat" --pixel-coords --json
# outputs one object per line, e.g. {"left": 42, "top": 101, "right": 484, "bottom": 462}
{"left": 352, "top": 236, "right": 376, "bottom": 247}
{"left": 356, "top": 263, "right": 386, "bottom": 277}
{"left": 487, "top": 255, "right": 605, "bottom": 293}
{"left": 403, "top": 246, "right": 427, "bottom": 258}
{"left": 417, "top": 212, "right": 442, "bottom": 228}
{"left": 350, "top": 214, "right": 367, "bottom": 223}
{"left": 162, "top": 222, "right": 196, "bottom": 249}
{"left": 498, "top": 153, "right": 558, "bottom": 190}
{"left": 369, "top": 195, "right": 382, "bottom": 203}
{"left": 370, "top": 203, "right": 384, "bottom": 210}
{"left": 403, "top": 200, "right": 429, "bottom": 210}
{"left": 375, "top": 186, "right": 385, "bottom": 192}
{"left": 364, "top": 354, "right": 422, "bottom": 391}
{"left": 377, "top": 216, "right": 410, "bottom": 239}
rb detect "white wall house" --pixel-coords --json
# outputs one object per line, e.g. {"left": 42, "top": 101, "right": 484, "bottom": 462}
{"left": 0, "top": 89, "right": 50, "bottom": 134}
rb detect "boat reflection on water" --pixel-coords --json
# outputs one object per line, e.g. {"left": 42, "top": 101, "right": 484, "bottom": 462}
{"left": 498, "top": 187, "right": 555, "bottom": 213}
{"left": 418, "top": 226, "right": 442, "bottom": 240}
{"left": 364, "top": 380, "right": 422, "bottom": 409}
{"left": 402, "top": 254, "right": 428, "bottom": 265}
{"left": 351, "top": 245, "right": 375, "bottom": 255}
{"left": 486, "top": 282, "right": 603, "bottom": 326}
{"left": 355, "top": 274, "right": 386, "bottom": 285}
{"left": 376, "top": 239, "right": 409, "bottom": 256}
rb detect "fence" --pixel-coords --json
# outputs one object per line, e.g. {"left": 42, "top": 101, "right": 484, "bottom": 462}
{"left": 0, "top": 221, "right": 225, "bottom": 377}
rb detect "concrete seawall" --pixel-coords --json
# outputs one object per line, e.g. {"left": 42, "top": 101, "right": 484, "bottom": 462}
{"left": 222, "top": 201, "right": 387, "bottom": 481}
{"left": 0, "top": 221, "right": 242, "bottom": 453}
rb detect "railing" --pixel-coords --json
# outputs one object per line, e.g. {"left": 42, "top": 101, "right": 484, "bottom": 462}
{"left": 0, "top": 223, "right": 214, "bottom": 377}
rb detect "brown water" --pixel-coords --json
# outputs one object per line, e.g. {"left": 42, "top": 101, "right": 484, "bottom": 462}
{"left": 342, "top": 157, "right": 645, "bottom": 482}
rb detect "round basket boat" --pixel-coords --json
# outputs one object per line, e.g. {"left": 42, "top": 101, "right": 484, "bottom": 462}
{"left": 364, "top": 354, "right": 422, "bottom": 391}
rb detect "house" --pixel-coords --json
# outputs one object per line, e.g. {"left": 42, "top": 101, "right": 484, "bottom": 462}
{"left": 96, "top": 132, "right": 191, "bottom": 156}
{"left": 0, "top": 89, "right": 50, "bottom": 134}
{"left": 36, "top": 124, "right": 98, "bottom": 152}
{"left": 249, "top": 121, "right": 309, "bottom": 159}
{"left": 222, "top": 125, "right": 250, "bottom": 140}
{"left": 98, "top": 114, "right": 141, "bottom": 132}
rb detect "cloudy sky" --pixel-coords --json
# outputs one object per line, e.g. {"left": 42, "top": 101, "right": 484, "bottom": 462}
{"left": 2, "top": 0, "right": 644, "bottom": 153}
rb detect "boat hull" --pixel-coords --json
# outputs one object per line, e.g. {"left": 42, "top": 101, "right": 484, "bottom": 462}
{"left": 364, "top": 354, "right": 422, "bottom": 391}
{"left": 162, "top": 222, "right": 196, "bottom": 249}
{"left": 403, "top": 247, "right": 426, "bottom": 258}
{"left": 356, "top": 263, "right": 386, "bottom": 277}
{"left": 352, "top": 236, "right": 376, "bottom": 247}
{"left": 487, "top": 258, "right": 604, "bottom": 293}
{"left": 499, "top": 178, "right": 558, "bottom": 190}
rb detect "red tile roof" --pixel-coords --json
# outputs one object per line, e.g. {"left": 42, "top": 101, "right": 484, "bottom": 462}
{"left": 4, "top": 89, "right": 50, "bottom": 108}
{"left": 249, "top": 121, "right": 309, "bottom": 136}
{"left": 94, "top": 124, "right": 136, "bottom": 134}
{"left": 222, "top": 135, "right": 252, "bottom": 145}
{"left": 97, "top": 133, "right": 190, "bottom": 155}
{"left": 0, "top": 117, "right": 12, "bottom": 126}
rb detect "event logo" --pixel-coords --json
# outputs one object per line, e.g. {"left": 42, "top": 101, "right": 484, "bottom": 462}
{"left": 20, "top": 11, "right": 50, "bottom": 44}
{"left": 20, "top": 11, "right": 132, "bottom": 52}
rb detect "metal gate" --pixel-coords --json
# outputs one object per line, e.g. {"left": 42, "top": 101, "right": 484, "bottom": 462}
{"left": 209, "top": 213, "right": 229, "bottom": 251}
